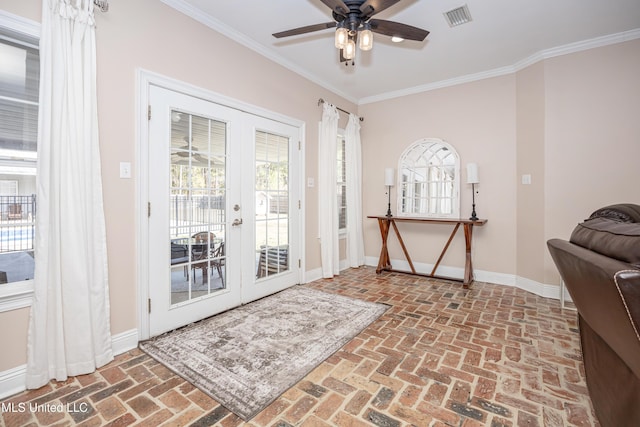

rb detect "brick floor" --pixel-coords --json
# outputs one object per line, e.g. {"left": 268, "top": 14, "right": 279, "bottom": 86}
{"left": 0, "top": 267, "right": 599, "bottom": 426}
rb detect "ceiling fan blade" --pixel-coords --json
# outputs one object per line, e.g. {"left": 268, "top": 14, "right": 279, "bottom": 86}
{"left": 273, "top": 22, "right": 336, "bottom": 38}
{"left": 369, "top": 19, "right": 429, "bottom": 41}
{"left": 359, "top": 0, "right": 401, "bottom": 19}
{"left": 320, "top": 0, "right": 351, "bottom": 17}
{"left": 193, "top": 153, "right": 210, "bottom": 164}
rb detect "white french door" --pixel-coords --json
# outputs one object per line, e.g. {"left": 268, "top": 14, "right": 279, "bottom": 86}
{"left": 242, "top": 117, "right": 301, "bottom": 303}
{"left": 146, "top": 85, "right": 301, "bottom": 337}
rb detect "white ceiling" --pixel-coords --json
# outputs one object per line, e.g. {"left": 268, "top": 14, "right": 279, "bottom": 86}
{"left": 163, "top": 0, "right": 640, "bottom": 103}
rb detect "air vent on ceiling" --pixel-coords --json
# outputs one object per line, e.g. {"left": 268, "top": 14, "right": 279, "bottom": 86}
{"left": 444, "top": 4, "right": 472, "bottom": 27}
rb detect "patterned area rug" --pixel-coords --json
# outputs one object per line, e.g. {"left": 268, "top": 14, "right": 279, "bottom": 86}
{"left": 139, "top": 286, "right": 388, "bottom": 420}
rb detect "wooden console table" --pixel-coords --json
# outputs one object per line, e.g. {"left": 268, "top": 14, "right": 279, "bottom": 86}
{"left": 368, "top": 216, "right": 487, "bottom": 288}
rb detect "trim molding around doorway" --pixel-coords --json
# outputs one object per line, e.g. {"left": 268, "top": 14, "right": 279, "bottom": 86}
{"left": 135, "top": 69, "right": 306, "bottom": 341}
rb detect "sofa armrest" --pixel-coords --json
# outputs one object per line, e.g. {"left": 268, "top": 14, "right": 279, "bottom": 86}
{"left": 614, "top": 270, "right": 640, "bottom": 344}
{"left": 547, "top": 239, "right": 640, "bottom": 378}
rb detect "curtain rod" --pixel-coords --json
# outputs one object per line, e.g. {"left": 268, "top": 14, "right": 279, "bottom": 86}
{"left": 318, "top": 98, "right": 364, "bottom": 122}
{"left": 94, "top": 0, "right": 109, "bottom": 12}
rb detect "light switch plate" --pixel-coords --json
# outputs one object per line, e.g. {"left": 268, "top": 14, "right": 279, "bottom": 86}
{"left": 120, "top": 162, "right": 132, "bottom": 179}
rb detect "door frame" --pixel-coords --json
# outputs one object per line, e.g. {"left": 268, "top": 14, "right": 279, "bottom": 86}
{"left": 136, "top": 69, "right": 306, "bottom": 340}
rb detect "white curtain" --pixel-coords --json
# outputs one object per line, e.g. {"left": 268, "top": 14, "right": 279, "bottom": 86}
{"left": 345, "top": 114, "right": 365, "bottom": 267}
{"left": 26, "top": 0, "right": 113, "bottom": 389}
{"left": 318, "top": 103, "right": 340, "bottom": 278}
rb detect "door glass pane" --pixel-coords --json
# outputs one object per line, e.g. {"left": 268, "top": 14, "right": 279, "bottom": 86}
{"left": 255, "top": 131, "right": 289, "bottom": 279}
{"left": 169, "top": 111, "right": 226, "bottom": 305}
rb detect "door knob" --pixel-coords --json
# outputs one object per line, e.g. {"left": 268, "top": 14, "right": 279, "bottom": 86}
{"left": 232, "top": 218, "right": 243, "bottom": 226}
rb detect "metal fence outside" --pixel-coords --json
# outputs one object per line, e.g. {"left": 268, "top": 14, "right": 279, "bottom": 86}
{"left": 170, "top": 195, "right": 225, "bottom": 238}
{"left": 0, "top": 195, "right": 36, "bottom": 253}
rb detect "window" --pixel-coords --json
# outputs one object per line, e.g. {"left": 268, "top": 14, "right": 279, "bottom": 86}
{"left": 398, "top": 138, "right": 460, "bottom": 218}
{"left": 0, "top": 12, "right": 40, "bottom": 310}
{"left": 336, "top": 133, "right": 346, "bottom": 231}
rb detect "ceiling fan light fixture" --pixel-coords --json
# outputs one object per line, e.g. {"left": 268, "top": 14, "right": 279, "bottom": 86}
{"left": 359, "top": 25, "right": 373, "bottom": 51}
{"left": 335, "top": 26, "right": 348, "bottom": 49}
{"left": 272, "top": 0, "right": 430, "bottom": 67}
{"left": 343, "top": 38, "right": 356, "bottom": 60}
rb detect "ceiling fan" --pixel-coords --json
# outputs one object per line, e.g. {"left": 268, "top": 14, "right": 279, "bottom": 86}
{"left": 173, "top": 137, "right": 218, "bottom": 166}
{"left": 272, "top": 0, "right": 429, "bottom": 65}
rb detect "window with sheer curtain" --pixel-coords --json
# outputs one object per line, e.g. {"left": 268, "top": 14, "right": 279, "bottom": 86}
{"left": 0, "top": 18, "right": 39, "bottom": 308}
{"left": 336, "top": 133, "right": 347, "bottom": 232}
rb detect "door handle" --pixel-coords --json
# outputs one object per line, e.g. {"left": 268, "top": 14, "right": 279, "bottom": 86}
{"left": 232, "top": 218, "right": 243, "bottom": 226}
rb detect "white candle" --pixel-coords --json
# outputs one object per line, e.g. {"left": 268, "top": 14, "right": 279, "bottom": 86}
{"left": 385, "top": 168, "right": 395, "bottom": 186}
{"left": 467, "top": 163, "right": 479, "bottom": 184}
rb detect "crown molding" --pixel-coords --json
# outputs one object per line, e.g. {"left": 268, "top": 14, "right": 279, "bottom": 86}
{"left": 360, "top": 28, "right": 640, "bottom": 105}
{"left": 158, "top": 2, "right": 639, "bottom": 106}
{"left": 512, "top": 28, "right": 640, "bottom": 72}
{"left": 4, "top": 3, "right": 638, "bottom": 110}
{"left": 358, "top": 65, "right": 516, "bottom": 105}
{"left": 159, "top": 0, "right": 358, "bottom": 104}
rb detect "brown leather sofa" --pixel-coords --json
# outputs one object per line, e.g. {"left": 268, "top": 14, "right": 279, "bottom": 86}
{"left": 547, "top": 204, "right": 640, "bottom": 427}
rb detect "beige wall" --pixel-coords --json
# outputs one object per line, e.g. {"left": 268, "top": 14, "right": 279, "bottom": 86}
{"left": 515, "top": 62, "right": 546, "bottom": 283}
{"left": 0, "top": 0, "right": 355, "bottom": 371}
{"left": 359, "top": 76, "right": 518, "bottom": 275}
{"left": 542, "top": 39, "right": 640, "bottom": 283}
{"left": 359, "top": 39, "right": 640, "bottom": 287}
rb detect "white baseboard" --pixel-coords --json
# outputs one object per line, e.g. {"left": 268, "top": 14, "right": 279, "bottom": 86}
{"left": 0, "top": 364, "right": 28, "bottom": 401}
{"left": 515, "top": 275, "right": 571, "bottom": 301}
{"left": 0, "top": 328, "right": 139, "bottom": 400}
{"left": 362, "top": 256, "right": 569, "bottom": 301}
{"left": 303, "top": 267, "right": 323, "bottom": 284}
{"left": 111, "top": 328, "right": 140, "bottom": 355}
{"left": 303, "top": 259, "right": 353, "bottom": 284}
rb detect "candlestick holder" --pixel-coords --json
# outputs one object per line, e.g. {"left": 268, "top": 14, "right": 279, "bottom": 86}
{"left": 384, "top": 168, "right": 394, "bottom": 217}
{"left": 470, "top": 183, "right": 478, "bottom": 221}
{"left": 467, "top": 163, "right": 480, "bottom": 221}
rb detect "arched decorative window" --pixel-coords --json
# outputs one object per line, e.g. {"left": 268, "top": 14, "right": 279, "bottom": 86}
{"left": 397, "top": 138, "right": 460, "bottom": 218}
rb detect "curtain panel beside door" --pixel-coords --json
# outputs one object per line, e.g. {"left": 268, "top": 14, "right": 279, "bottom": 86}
{"left": 26, "top": 0, "right": 113, "bottom": 389}
{"left": 345, "top": 114, "right": 365, "bottom": 268}
{"left": 318, "top": 105, "right": 364, "bottom": 277}
{"left": 318, "top": 103, "right": 339, "bottom": 278}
